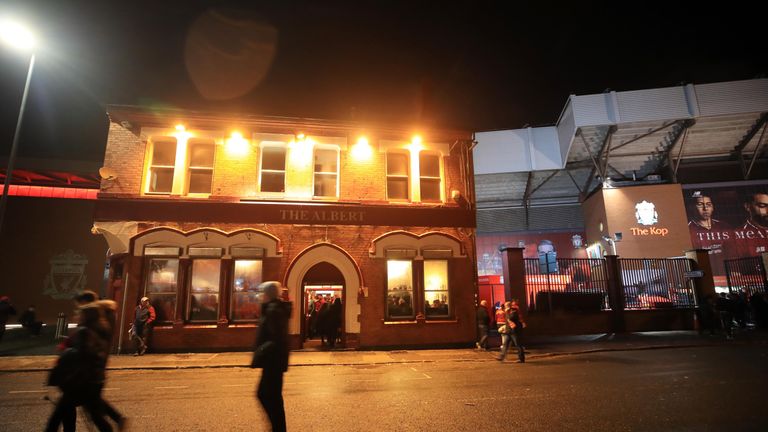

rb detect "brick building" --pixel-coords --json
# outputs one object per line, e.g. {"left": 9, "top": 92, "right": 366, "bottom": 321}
{"left": 93, "top": 106, "right": 477, "bottom": 352}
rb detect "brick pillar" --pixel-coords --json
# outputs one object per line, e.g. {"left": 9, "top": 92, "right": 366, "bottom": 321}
{"left": 604, "top": 255, "right": 625, "bottom": 333}
{"left": 500, "top": 247, "right": 527, "bottom": 311}
{"left": 685, "top": 249, "right": 716, "bottom": 304}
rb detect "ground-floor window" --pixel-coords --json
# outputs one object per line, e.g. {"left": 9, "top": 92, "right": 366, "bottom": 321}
{"left": 188, "top": 259, "right": 221, "bottom": 322}
{"left": 231, "top": 259, "right": 263, "bottom": 321}
{"left": 386, "top": 258, "right": 452, "bottom": 320}
{"left": 423, "top": 260, "right": 449, "bottom": 318}
{"left": 387, "top": 260, "right": 414, "bottom": 318}
{"left": 145, "top": 258, "right": 179, "bottom": 323}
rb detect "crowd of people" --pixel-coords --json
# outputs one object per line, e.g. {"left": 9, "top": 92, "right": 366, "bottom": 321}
{"left": 700, "top": 289, "right": 768, "bottom": 339}
{"left": 305, "top": 294, "right": 343, "bottom": 348}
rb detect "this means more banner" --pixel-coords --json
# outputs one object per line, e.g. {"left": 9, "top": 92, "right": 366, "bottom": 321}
{"left": 682, "top": 181, "right": 768, "bottom": 287}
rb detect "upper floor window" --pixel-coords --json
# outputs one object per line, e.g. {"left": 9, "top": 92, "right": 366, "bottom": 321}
{"left": 314, "top": 147, "right": 339, "bottom": 198}
{"left": 145, "top": 136, "right": 216, "bottom": 196}
{"left": 147, "top": 138, "right": 177, "bottom": 194}
{"left": 419, "top": 152, "right": 442, "bottom": 202}
{"left": 386, "top": 152, "right": 410, "bottom": 201}
{"left": 187, "top": 140, "right": 215, "bottom": 194}
{"left": 260, "top": 145, "right": 286, "bottom": 193}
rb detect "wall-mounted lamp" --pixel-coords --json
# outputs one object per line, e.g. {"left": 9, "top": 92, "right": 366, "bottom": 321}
{"left": 351, "top": 136, "right": 372, "bottom": 160}
{"left": 226, "top": 131, "right": 250, "bottom": 156}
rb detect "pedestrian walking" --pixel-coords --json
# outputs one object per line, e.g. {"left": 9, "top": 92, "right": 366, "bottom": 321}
{"left": 130, "top": 296, "right": 155, "bottom": 355}
{"left": 475, "top": 300, "right": 490, "bottom": 350}
{"left": 251, "top": 281, "right": 291, "bottom": 432}
{"left": 0, "top": 296, "right": 16, "bottom": 342}
{"left": 45, "top": 291, "right": 126, "bottom": 431}
{"left": 508, "top": 299, "right": 527, "bottom": 363}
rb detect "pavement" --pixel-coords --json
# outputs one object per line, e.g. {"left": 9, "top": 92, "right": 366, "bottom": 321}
{"left": 2, "top": 327, "right": 767, "bottom": 373}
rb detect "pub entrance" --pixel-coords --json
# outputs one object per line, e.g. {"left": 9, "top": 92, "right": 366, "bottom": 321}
{"left": 301, "top": 262, "right": 345, "bottom": 349}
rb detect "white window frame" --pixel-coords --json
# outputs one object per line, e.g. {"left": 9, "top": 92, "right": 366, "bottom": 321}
{"left": 185, "top": 139, "right": 216, "bottom": 196}
{"left": 259, "top": 143, "right": 287, "bottom": 194}
{"left": 386, "top": 150, "right": 411, "bottom": 202}
{"left": 418, "top": 151, "right": 443, "bottom": 203}
{"left": 312, "top": 145, "right": 340, "bottom": 199}
{"left": 145, "top": 137, "right": 178, "bottom": 195}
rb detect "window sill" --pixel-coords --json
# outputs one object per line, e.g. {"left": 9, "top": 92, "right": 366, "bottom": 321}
{"left": 383, "top": 320, "right": 418, "bottom": 325}
{"left": 424, "top": 319, "right": 458, "bottom": 324}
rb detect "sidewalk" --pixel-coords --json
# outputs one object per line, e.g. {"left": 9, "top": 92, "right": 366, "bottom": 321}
{"left": 2, "top": 330, "right": 765, "bottom": 373}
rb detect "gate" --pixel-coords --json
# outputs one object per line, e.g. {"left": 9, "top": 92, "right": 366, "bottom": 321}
{"left": 618, "top": 258, "right": 697, "bottom": 309}
{"left": 523, "top": 258, "right": 610, "bottom": 312}
{"left": 724, "top": 256, "right": 768, "bottom": 296}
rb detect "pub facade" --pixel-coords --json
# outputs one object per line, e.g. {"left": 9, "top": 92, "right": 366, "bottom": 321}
{"left": 94, "top": 106, "right": 477, "bottom": 352}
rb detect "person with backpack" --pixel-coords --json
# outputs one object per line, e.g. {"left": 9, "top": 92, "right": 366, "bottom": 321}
{"left": 45, "top": 290, "right": 126, "bottom": 431}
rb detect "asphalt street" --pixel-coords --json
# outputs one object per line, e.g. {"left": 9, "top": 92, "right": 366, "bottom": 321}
{"left": 1, "top": 345, "right": 766, "bottom": 431}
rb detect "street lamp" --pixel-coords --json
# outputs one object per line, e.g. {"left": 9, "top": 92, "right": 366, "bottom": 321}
{"left": 0, "top": 18, "right": 36, "bottom": 235}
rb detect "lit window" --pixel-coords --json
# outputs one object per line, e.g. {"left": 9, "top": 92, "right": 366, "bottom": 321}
{"left": 231, "top": 259, "right": 263, "bottom": 321}
{"left": 260, "top": 146, "right": 286, "bottom": 193}
{"left": 386, "top": 152, "right": 409, "bottom": 200}
{"left": 147, "top": 138, "right": 177, "bottom": 194}
{"left": 423, "top": 260, "right": 449, "bottom": 318}
{"left": 386, "top": 260, "right": 414, "bottom": 319}
{"left": 145, "top": 258, "right": 179, "bottom": 322}
{"left": 187, "top": 140, "right": 215, "bottom": 194}
{"left": 188, "top": 259, "right": 221, "bottom": 322}
{"left": 314, "top": 147, "right": 338, "bottom": 198}
{"left": 419, "top": 153, "right": 441, "bottom": 202}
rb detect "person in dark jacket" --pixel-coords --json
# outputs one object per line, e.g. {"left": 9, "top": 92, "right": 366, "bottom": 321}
{"left": 0, "top": 296, "right": 17, "bottom": 342}
{"left": 475, "top": 300, "right": 490, "bottom": 350}
{"left": 18, "top": 304, "right": 43, "bottom": 336}
{"left": 251, "top": 281, "right": 291, "bottom": 432}
{"left": 45, "top": 291, "right": 124, "bottom": 431}
{"left": 326, "top": 297, "right": 342, "bottom": 348}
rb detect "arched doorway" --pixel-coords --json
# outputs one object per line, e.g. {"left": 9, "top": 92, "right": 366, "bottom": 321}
{"left": 284, "top": 243, "right": 363, "bottom": 349}
{"left": 302, "top": 262, "right": 344, "bottom": 349}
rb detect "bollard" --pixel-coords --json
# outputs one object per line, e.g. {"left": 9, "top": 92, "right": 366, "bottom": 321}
{"left": 54, "top": 312, "right": 67, "bottom": 339}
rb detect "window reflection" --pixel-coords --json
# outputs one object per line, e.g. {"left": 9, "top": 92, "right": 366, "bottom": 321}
{"left": 146, "top": 258, "right": 179, "bottom": 322}
{"left": 188, "top": 259, "right": 221, "bottom": 321}
{"left": 232, "top": 260, "right": 263, "bottom": 321}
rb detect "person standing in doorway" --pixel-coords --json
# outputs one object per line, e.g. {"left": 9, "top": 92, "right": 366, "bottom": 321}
{"left": 131, "top": 297, "right": 155, "bottom": 356}
{"left": 475, "top": 300, "right": 490, "bottom": 350}
{"left": 251, "top": 281, "right": 291, "bottom": 432}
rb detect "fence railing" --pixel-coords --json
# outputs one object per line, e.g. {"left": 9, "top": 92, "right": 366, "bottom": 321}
{"left": 618, "top": 258, "right": 696, "bottom": 309}
{"left": 523, "top": 258, "right": 610, "bottom": 312}
{"left": 724, "top": 256, "right": 768, "bottom": 297}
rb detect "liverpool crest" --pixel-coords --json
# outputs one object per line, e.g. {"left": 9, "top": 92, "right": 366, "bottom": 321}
{"left": 43, "top": 250, "right": 89, "bottom": 299}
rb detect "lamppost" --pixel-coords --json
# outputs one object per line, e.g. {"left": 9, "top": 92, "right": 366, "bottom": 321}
{"left": 0, "top": 18, "right": 36, "bottom": 235}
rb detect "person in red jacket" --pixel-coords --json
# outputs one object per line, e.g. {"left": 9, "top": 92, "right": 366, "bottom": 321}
{"left": 131, "top": 297, "right": 155, "bottom": 356}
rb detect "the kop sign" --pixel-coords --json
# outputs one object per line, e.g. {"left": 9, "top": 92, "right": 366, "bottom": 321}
{"left": 631, "top": 200, "right": 669, "bottom": 237}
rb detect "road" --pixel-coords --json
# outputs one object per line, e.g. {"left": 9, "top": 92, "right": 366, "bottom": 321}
{"left": 1, "top": 346, "right": 765, "bottom": 431}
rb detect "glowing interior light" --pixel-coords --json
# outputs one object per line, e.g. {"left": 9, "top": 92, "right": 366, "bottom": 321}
{"left": 226, "top": 131, "right": 249, "bottom": 156}
{"left": 408, "top": 134, "right": 423, "bottom": 153}
{"left": 351, "top": 136, "right": 372, "bottom": 160}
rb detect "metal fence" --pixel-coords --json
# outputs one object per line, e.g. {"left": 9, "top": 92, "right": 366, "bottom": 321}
{"left": 523, "top": 258, "right": 610, "bottom": 312}
{"left": 725, "top": 256, "right": 768, "bottom": 297}
{"left": 618, "top": 258, "right": 696, "bottom": 309}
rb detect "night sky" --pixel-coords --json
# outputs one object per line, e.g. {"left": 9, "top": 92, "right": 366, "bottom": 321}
{"left": 1, "top": 0, "right": 765, "bottom": 164}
